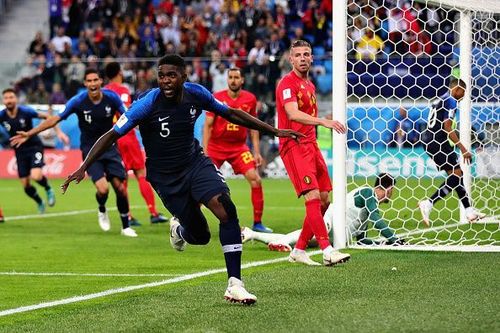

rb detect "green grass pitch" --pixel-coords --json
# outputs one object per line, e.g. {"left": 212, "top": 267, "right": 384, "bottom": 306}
{"left": 0, "top": 178, "right": 498, "bottom": 332}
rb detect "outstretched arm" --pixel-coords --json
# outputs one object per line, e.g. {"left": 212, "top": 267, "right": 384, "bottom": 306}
{"left": 10, "top": 115, "right": 61, "bottom": 147}
{"left": 61, "top": 129, "right": 121, "bottom": 193}
{"left": 284, "top": 102, "right": 346, "bottom": 134}
{"left": 222, "top": 107, "right": 304, "bottom": 140}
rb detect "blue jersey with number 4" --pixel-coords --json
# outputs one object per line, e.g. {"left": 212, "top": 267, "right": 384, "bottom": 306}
{"left": 113, "top": 82, "right": 229, "bottom": 182}
{"left": 423, "top": 92, "right": 458, "bottom": 144}
{"left": 59, "top": 89, "right": 126, "bottom": 154}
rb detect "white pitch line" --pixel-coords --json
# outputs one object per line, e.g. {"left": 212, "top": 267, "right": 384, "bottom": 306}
{"left": 0, "top": 272, "right": 180, "bottom": 277}
{"left": 0, "top": 251, "right": 321, "bottom": 317}
{"left": 6, "top": 205, "right": 145, "bottom": 221}
{"left": 6, "top": 205, "right": 304, "bottom": 221}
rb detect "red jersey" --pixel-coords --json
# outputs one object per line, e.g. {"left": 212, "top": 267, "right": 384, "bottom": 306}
{"left": 206, "top": 89, "right": 257, "bottom": 152}
{"left": 276, "top": 70, "right": 318, "bottom": 152}
{"left": 106, "top": 82, "right": 138, "bottom": 142}
{"left": 105, "top": 82, "right": 132, "bottom": 108}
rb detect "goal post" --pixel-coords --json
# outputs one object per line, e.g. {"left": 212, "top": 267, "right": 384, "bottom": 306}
{"left": 331, "top": 0, "right": 500, "bottom": 252}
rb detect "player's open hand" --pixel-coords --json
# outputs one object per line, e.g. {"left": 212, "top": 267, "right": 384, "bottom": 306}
{"left": 10, "top": 131, "right": 30, "bottom": 148}
{"left": 322, "top": 119, "right": 347, "bottom": 134}
{"left": 61, "top": 168, "right": 86, "bottom": 194}
{"left": 275, "top": 129, "right": 305, "bottom": 141}
{"left": 462, "top": 151, "right": 472, "bottom": 164}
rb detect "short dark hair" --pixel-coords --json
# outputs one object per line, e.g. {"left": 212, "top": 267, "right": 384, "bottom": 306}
{"left": 290, "top": 39, "right": 311, "bottom": 51}
{"left": 228, "top": 67, "right": 244, "bottom": 76}
{"left": 158, "top": 54, "right": 186, "bottom": 70}
{"left": 105, "top": 62, "right": 121, "bottom": 79}
{"left": 374, "top": 173, "right": 396, "bottom": 189}
{"left": 84, "top": 68, "right": 100, "bottom": 80}
{"left": 449, "top": 78, "right": 466, "bottom": 89}
{"left": 2, "top": 88, "right": 16, "bottom": 95}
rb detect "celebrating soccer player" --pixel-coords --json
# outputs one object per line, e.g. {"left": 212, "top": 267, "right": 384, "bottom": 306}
{"left": 275, "top": 39, "right": 351, "bottom": 266}
{"left": 60, "top": 54, "right": 302, "bottom": 304}
{"left": 203, "top": 67, "right": 272, "bottom": 233}
{"left": 242, "top": 173, "right": 407, "bottom": 251}
{"left": 105, "top": 61, "right": 168, "bottom": 225}
{"left": 11, "top": 69, "right": 137, "bottom": 237}
{"left": 1, "top": 88, "right": 59, "bottom": 213}
{"left": 419, "top": 78, "right": 485, "bottom": 226}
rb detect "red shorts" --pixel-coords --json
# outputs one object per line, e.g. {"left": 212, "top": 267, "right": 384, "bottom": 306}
{"left": 280, "top": 142, "right": 332, "bottom": 197}
{"left": 117, "top": 131, "right": 145, "bottom": 171}
{"left": 207, "top": 145, "right": 256, "bottom": 175}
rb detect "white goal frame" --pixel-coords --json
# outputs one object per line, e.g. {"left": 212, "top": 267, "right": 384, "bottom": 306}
{"left": 331, "top": 0, "right": 500, "bottom": 252}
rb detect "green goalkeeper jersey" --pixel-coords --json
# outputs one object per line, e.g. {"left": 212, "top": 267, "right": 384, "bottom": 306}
{"left": 346, "top": 187, "right": 397, "bottom": 243}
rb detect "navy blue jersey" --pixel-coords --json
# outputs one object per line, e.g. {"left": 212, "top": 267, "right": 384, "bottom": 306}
{"left": 0, "top": 105, "right": 43, "bottom": 152}
{"left": 113, "top": 82, "right": 230, "bottom": 182}
{"left": 423, "top": 93, "right": 458, "bottom": 144}
{"left": 59, "top": 89, "right": 126, "bottom": 153}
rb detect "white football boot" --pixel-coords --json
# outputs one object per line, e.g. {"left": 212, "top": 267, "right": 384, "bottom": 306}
{"left": 169, "top": 217, "right": 187, "bottom": 251}
{"left": 418, "top": 200, "right": 433, "bottom": 227}
{"left": 240, "top": 227, "right": 254, "bottom": 243}
{"left": 121, "top": 227, "right": 138, "bottom": 237}
{"left": 98, "top": 210, "right": 111, "bottom": 231}
{"left": 465, "top": 207, "right": 487, "bottom": 222}
{"left": 323, "top": 249, "right": 351, "bottom": 266}
{"left": 224, "top": 277, "right": 257, "bottom": 305}
{"left": 288, "top": 249, "right": 321, "bottom": 266}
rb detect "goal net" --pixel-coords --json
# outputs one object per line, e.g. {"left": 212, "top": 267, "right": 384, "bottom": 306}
{"left": 332, "top": 0, "right": 499, "bottom": 251}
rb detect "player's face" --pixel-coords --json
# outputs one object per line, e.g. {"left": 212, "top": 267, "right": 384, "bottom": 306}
{"left": 227, "top": 70, "right": 243, "bottom": 92}
{"left": 451, "top": 86, "right": 465, "bottom": 101}
{"left": 84, "top": 73, "right": 102, "bottom": 98}
{"left": 381, "top": 186, "right": 394, "bottom": 203}
{"left": 158, "top": 64, "right": 187, "bottom": 99}
{"left": 289, "top": 46, "right": 313, "bottom": 74}
{"left": 2, "top": 92, "right": 17, "bottom": 111}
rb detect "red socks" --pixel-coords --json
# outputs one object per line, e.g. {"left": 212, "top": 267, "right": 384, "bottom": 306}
{"left": 138, "top": 176, "right": 158, "bottom": 216}
{"left": 251, "top": 186, "right": 264, "bottom": 223}
{"left": 296, "top": 199, "right": 331, "bottom": 250}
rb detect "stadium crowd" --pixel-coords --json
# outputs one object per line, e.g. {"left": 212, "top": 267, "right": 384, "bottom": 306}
{"left": 15, "top": 0, "right": 458, "bottom": 104}
{"left": 1, "top": 0, "right": 465, "bottom": 153}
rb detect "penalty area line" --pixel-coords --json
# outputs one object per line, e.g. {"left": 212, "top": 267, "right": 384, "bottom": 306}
{"left": 0, "top": 251, "right": 320, "bottom": 317}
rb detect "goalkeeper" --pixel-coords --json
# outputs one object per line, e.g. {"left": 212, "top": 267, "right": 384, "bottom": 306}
{"left": 242, "top": 173, "right": 406, "bottom": 251}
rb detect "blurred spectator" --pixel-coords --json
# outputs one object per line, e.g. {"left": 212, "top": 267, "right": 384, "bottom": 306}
{"left": 38, "top": 106, "right": 70, "bottom": 149}
{"left": 356, "top": 28, "right": 384, "bottom": 61}
{"left": 29, "top": 31, "right": 48, "bottom": 56}
{"left": 27, "top": 80, "right": 50, "bottom": 104}
{"left": 65, "top": 55, "right": 86, "bottom": 97}
{"left": 159, "top": 17, "right": 181, "bottom": 48}
{"left": 50, "top": 26, "right": 72, "bottom": 54}
{"left": 48, "top": 83, "right": 67, "bottom": 105}
{"left": 49, "top": 0, "right": 63, "bottom": 38}
{"left": 67, "top": 0, "right": 85, "bottom": 39}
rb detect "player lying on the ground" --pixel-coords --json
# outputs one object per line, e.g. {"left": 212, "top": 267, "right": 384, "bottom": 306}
{"left": 242, "top": 173, "right": 406, "bottom": 251}
{"left": 419, "top": 78, "right": 485, "bottom": 226}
